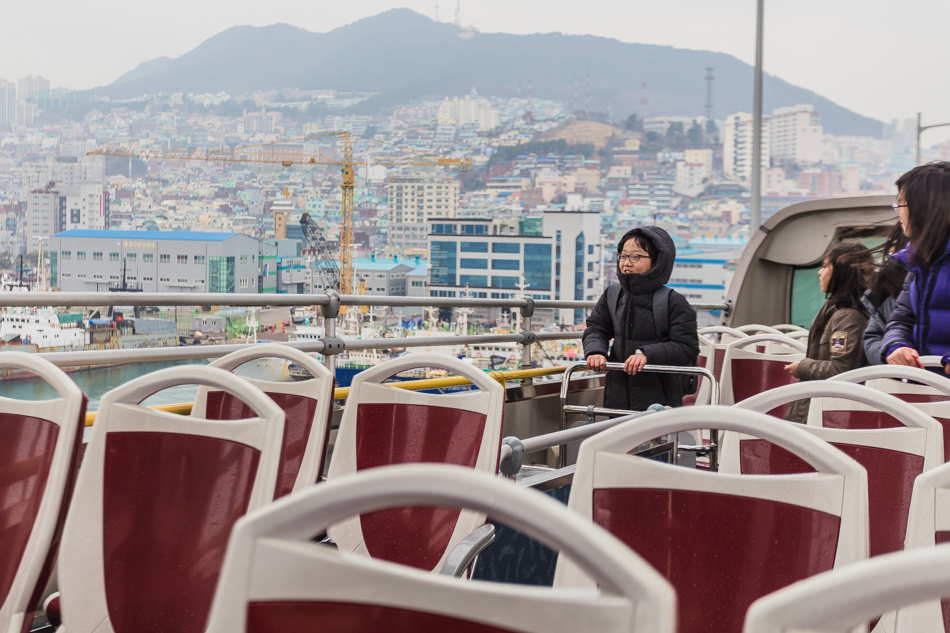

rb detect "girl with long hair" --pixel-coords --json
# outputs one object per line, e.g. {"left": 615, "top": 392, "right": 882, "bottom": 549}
{"left": 883, "top": 161, "right": 950, "bottom": 374}
{"left": 784, "top": 242, "right": 872, "bottom": 421}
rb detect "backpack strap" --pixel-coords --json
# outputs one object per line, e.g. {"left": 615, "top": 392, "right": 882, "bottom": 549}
{"left": 653, "top": 285, "right": 673, "bottom": 342}
{"left": 606, "top": 283, "right": 623, "bottom": 333}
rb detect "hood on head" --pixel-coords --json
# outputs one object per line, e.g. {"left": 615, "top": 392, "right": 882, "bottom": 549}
{"left": 617, "top": 227, "right": 676, "bottom": 294}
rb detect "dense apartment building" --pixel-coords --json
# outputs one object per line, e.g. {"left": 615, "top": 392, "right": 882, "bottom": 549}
{"left": 388, "top": 174, "right": 460, "bottom": 251}
{"left": 49, "top": 230, "right": 261, "bottom": 294}
{"left": 427, "top": 211, "right": 601, "bottom": 325}
{"left": 26, "top": 182, "right": 108, "bottom": 245}
{"left": 722, "top": 112, "right": 771, "bottom": 182}
{"left": 0, "top": 80, "right": 15, "bottom": 129}
{"left": 437, "top": 90, "right": 500, "bottom": 131}
{"left": 771, "top": 104, "right": 824, "bottom": 164}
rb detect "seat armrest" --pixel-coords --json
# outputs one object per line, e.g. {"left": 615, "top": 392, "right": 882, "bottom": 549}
{"left": 438, "top": 524, "right": 495, "bottom": 578}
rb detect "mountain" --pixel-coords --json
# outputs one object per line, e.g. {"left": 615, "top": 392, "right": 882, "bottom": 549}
{"left": 105, "top": 9, "right": 881, "bottom": 137}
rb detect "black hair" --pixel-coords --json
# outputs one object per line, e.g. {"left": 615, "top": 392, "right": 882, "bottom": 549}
{"left": 813, "top": 242, "right": 871, "bottom": 335}
{"left": 895, "top": 161, "right": 950, "bottom": 266}
{"left": 617, "top": 231, "right": 658, "bottom": 265}
{"left": 867, "top": 224, "right": 909, "bottom": 299}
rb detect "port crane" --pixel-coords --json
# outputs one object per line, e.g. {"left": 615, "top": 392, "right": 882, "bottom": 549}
{"left": 88, "top": 131, "right": 472, "bottom": 295}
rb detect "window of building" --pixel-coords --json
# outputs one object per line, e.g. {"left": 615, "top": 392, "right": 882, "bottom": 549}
{"left": 127, "top": 253, "right": 136, "bottom": 262}
{"left": 195, "top": 255, "right": 205, "bottom": 264}
{"left": 178, "top": 278, "right": 188, "bottom": 283}
{"left": 411, "top": 280, "right": 424, "bottom": 287}
{"left": 459, "top": 258, "right": 487, "bottom": 269}
{"left": 240, "top": 255, "right": 248, "bottom": 264}
{"left": 109, "top": 252, "right": 119, "bottom": 262}
{"left": 160, "top": 254, "right": 170, "bottom": 264}
{"left": 93, "top": 252, "right": 103, "bottom": 261}
{"left": 62, "top": 251, "right": 71, "bottom": 259}
{"left": 492, "top": 243, "right": 520, "bottom": 254}
{"left": 77, "top": 251, "right": 86, "bottom": 260}
{"left": 459, "top": 274, "right": 488, "bottom": 287}
{"left": 143, "top": 253, "right": 154, "bottom": 263}
{"left": 178, "top": 255, "right": 188, "bottom": 264}
{"left": 491, "top": 276, "right": 519, "bottom": 289}
{"left": 492, "top": 259, "right": 520, "bottom": 270}
{"left": 160, "top": 277, "right": 170, "bottom": 282}
{"left": 239, "top": 278, "right": 249, "bottom": 289}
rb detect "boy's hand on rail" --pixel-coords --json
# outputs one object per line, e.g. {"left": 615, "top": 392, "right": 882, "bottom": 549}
{"left": 586, "top": 354, "right": 607, "bottom": 371}
{"left": 624, "top": 353, "right": 647, "bottom": 375}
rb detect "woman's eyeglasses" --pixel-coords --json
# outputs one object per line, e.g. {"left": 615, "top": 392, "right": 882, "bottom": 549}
{"left": 618, "top": 254, "right": 650, "bottom": 263}
{"left": 892, "top": 203, "right": 908, "bottom": 215}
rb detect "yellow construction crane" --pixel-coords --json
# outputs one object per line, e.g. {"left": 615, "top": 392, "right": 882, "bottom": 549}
{"left": 88, "top": 131, "right": 472, "bottom": 295}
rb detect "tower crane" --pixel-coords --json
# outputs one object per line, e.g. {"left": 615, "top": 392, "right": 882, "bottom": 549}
{"left": 88, "top": 131, "right": 472, "bottom": 295}
{"left": 299, "top": 212, "right": 339, "bottom": 290}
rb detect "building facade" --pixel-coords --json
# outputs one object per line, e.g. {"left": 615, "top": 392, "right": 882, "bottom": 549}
{"left": 49, "top": 230, "right": 261, "bottom": 294}
{"left": 427, "top": 211, "right": 601, "bottom": 325}
{"left": 388, "top": 174, "right": 460, "bottom": 251}
{"left": 723, "top": 112, "right": 771, "bottom": 182}
{"left": 770, "top": 104, "right": 823, "bottom": 164}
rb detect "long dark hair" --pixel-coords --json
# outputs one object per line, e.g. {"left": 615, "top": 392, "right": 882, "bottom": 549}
{"left": 841, "top": 224, "right": 908, "bottom": 300}
{"left": 895, "top": 161, "right": 950, "bottom": 266}
{"left": 813, "top": 242, "right": 871, "bottom": 334}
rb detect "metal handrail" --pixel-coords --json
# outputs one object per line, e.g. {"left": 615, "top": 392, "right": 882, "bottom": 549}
{"left": 81, "top": 364, "right": 571, "bottom": 427}
{"left": 557, "top": 361, "right": 720, "bottom": 469}
{"left": 0, "top": 290, "right": 730, "bottom": 312}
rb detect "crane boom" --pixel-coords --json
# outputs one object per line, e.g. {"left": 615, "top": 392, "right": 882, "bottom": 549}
{"left": 87, "top": 131, "right": 472, "bottom": 296}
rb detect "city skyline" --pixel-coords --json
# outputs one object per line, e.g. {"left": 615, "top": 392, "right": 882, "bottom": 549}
{"left": 1, "top": 1, "right": 949, "bottom": 144}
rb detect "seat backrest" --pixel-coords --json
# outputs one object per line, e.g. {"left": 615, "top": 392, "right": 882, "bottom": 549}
{"left": 832, "top": 365, "right": 950, "bottom": 463}
{"left": 731, "top": 381, "right": 942, "bottom": 558}
{"left": 895, "top": 461, "right": 950, "bottom": 632}
{"left": 684, "top": 335, "right": 714, "bottom": 406}
{"left": 193, "top": 344, "right": 336, "bottom": 498}
{"left": 327, "top": 353, "right": 505, "bottom": 572}
{"left": 735, "top": 324, "right": 784, "bottom": 336}
{"left": 58, "top": 366, "right": 285, "bottom": 633}
{"left": 0, "top": 352, "right": 86, "bottom": 633}
{"left": 556, "top": 406, "right": 867, "bottom": 633}
{"left": 719, "top": 334, "right": 805, "bottom": 409}
{"left": 743, "top": 544, "right": 950, "bottom": 633}
{"left": 771, "top": 324, "right": 808, "bottom": 333}
{"left": 206, "top": 463, "right": 676, "bottom": 633}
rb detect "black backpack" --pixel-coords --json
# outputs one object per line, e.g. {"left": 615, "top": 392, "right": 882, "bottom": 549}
{"left": 605, "top": 283, "right": 698, "bottom": 395}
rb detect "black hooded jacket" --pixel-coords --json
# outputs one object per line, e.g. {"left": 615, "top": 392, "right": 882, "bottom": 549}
{"left": 582, "top": 226, "right": 700, "bottom": 411}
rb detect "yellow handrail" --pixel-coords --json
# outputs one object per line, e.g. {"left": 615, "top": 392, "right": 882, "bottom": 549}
{"left": 83, "top": 365, "right": 571, "bottom": 427}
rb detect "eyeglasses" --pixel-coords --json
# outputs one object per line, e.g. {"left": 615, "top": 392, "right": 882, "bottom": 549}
{"left": 892, "top": 203, "right": 908, "bottom": 215}
{"left": 618, "top": 254, "right": 650, "bottom": 263}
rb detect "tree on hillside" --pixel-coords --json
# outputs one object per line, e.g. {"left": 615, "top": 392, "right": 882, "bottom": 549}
{"left": 625, "top": 113, "right": 639, "bottom": 131}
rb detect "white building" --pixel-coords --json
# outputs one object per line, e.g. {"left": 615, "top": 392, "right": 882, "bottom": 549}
{"left": 0, "top": 80, "right": 15, "bottom": 128}
{"left": 723, "top": 112, "right": 771, "bottom": 182}
{"left": 26, "top": 182, "right": 107, "bottom": 245}
{"left": 427, "top": 211, "right": 601, "bottom": 325}
{"left": 770, "top": 104, "right": 823, "bottom": 164}
{"left": 388, "top": 174, "right": 460, "bottom": 251}
{"left": 437, "top": 90, "right": 500, "bottom": 132}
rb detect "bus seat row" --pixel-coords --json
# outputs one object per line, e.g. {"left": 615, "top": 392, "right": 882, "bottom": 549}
{"left": 0, "top": 347, "right": 507, "bottom": 633}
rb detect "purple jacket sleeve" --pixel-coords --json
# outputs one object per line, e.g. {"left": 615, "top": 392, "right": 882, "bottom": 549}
{"left": 881, "top": 282, "right": 916, "bottom": 361}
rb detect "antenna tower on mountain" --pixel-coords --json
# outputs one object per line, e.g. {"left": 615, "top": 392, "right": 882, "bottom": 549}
{"left": 639, "top": 82, "right": 650, "bottom": 118}
{"left": 573, "top": 76, "right": 578, "bottom": 114}
{"left": 454, "top": 0, "right": 461, "bottom": 26}
{"left": 585, "top": 64, "right": 591, "bottom": 116}
{"left": 705, "top": 67, "right": 714, "bottom": 121}
{"left": 434, "top": 1, "right": 440, "bottom": 22}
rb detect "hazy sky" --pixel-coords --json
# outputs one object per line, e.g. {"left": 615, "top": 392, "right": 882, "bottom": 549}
{"left": 4, "top": 1, "right": 949, "bottom": 142}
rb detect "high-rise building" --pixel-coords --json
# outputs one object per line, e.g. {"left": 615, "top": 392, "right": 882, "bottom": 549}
{"left": 0, "top": 80, "right": 15, "bottom": 128}
{"left": 26, "top": 182, "right": 107, "bottom": 245}
{"left": 770, "top": 104, "right": 823, "bottom": 164}
{"left": 722, "top": 112, "right": 771, "bottom": 182}
{"left": 17, "top": 75, "right": 49, "bottom": 100}
{"left": 388, "top": 174, "right": 460, "bottom": 251}
{"left": 427, "top": 211, "right": 601, "bottom": 325}
{"left": 437, "top": 90, "right": 499, "bottom": 131}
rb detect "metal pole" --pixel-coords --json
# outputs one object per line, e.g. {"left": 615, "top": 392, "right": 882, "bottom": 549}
{"left": 917, "top": 112, "right": 922, "bottom": 166}
{"left": 750, "top": 0, "right": 764, "bottom": 230}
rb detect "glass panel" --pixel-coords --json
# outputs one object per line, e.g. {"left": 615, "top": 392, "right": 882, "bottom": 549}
{"left": 790, "top": 265, "right": 824, "bottom": 329}
{"left": 492, "top": 243, "right": 520, "bottom": 254}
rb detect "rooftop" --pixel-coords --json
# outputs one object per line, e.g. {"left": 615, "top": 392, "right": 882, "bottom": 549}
{"left": 53, "top": 230, "right": 243, "bottom": 242}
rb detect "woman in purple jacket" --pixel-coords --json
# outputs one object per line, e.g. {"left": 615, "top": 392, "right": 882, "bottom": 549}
{"left": 882, "top": 161, "right": 950, "bottom": 374}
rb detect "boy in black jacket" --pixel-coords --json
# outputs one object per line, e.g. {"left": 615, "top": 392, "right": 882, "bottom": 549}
{"left": 582, "top": 227, "right": 699, "bottom": 411}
